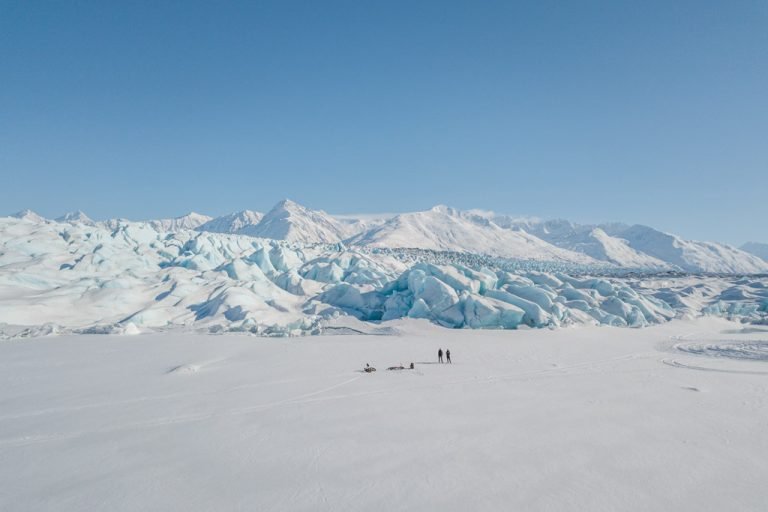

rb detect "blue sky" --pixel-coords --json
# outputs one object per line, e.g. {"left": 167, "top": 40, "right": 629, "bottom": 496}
{"left": 1, "top": 1, "right": 766, "bottom": 244}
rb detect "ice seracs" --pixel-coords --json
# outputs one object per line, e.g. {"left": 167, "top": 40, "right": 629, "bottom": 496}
{"left": 3, "top": 199, "right": 767, "bottom": 337}
{"left": 0, "top": 215, "right": 766, "bottom": 337}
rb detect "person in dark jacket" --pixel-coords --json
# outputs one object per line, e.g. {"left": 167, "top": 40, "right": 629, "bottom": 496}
{"left": 438, "top": 348, "right": 443, "bottom": 363}
{"left": 446, "top": 349, "right": 452, "bottom": 364}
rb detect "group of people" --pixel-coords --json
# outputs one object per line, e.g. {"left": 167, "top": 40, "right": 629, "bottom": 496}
{"left": 363, "top": 349, "right": 453, "bottom": 373}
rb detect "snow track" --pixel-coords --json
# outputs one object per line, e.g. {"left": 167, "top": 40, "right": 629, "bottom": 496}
{"left": 674, "top": 340, "right": 768, "bottom": 361}
{"left": 658, "top": 330, "right": 768, "bottom": 374}
{"left": 661, "top": 358, "right": 768, "bottom": 375}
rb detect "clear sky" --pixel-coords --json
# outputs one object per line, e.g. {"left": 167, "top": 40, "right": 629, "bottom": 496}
{"left": 1, "top": 1, "right": 766, "bottom": 244}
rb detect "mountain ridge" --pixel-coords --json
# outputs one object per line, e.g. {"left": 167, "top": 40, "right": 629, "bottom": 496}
{"left": 5, "top": 201, "right": 766, "bottom": 273}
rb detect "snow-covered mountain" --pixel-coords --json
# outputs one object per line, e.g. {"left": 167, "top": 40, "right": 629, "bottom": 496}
{"left": 148, "top": 212, "right": 212, "bottom": 232}
{"left": 6, "top": 201, "right": 766, "bottom": 273}
{"left": 196, "top": 210, "right": 263, "bottom": 234}
{"left": 741, "top": 242, "right": 768, "bottom": 263}
{"left": 10, "top": 209, "right": 47, "bottom": 223}
{"left": 239, "top": 199, "right": 354, "bottom": 244}
{"left": 472, "top": 215, "right": 766, "bottom": 274}
{"left": 348, "top": 205, "right": 598, "bottom": 264}
{"left": 332, "top": 213, "right": 394, "bottom": 237}
{"left": 599, "top": 224, "right": 768, "bottom": 274}
{"left": 56, "top": 210, "right": 95, "bottom": 225}
{"left": 467, "top": 216, "right": 669, "bottom": 269}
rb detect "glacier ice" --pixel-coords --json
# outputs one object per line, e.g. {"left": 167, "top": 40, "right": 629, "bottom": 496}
{"left": 0, "top": 216, "right": 766, "bottom": 336}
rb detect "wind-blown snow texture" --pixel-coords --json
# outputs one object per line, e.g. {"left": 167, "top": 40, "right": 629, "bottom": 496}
{"left": 1, "top": 207, "right": 766, "bottom": 336}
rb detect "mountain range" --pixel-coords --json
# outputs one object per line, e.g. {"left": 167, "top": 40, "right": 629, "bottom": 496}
{"left": 8, "top": 200, "right": 768, "bottom": 273}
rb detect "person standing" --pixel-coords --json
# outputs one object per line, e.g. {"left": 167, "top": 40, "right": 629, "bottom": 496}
{"left": 446, "top": 349, "right": 452, "bottom": 364}
{"left": 438, "top": 348, "right": 443, "bottom": 363}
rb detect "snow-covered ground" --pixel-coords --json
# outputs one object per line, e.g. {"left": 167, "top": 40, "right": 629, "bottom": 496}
{"left": 2, "top": 317, "right": 767, "bottom": 511}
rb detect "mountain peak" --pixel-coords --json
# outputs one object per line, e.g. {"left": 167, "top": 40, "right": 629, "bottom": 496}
{"left": 429, "top": 204, "right": 460, "bottom": 216}
{"left": 240, "top": 200, "right": 350, "bottom": 244}
{"left": 197, "top": 210, "right": 264, "bottom": 234}
{"left": 179, "top": 212, "right": 210, "bottom": 221}
{"left": 56, "top": 210, "right": 94, "bottom": 225}
{"left": 11, "top": 209, "right": 47, "bottom": 222}
{"left": 273, "top": 198, "right": 303, "bottom": 211}
{"left": 149, "top": 212, "right": 212, "bottom": 232}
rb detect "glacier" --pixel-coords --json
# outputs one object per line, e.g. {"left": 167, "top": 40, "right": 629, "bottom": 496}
{"left": 0, "top": 214, "right": 766, "bottom": 338}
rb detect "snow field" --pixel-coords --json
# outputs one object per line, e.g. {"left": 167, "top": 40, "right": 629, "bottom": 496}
{"left": 1, "top": 317, "right": 767, "bottom": 511}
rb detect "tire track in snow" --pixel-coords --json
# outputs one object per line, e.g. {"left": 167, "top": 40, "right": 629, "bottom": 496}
{"left": 657, "top": 331, "right": 768, "bottom": 375}
{"left": 661, "top": 358, "right": 768, "bottom": 375}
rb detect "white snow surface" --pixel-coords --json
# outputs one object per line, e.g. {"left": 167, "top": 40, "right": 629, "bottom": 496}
{"left": 1, "top": 317, "right": 767, "bottom": 511}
